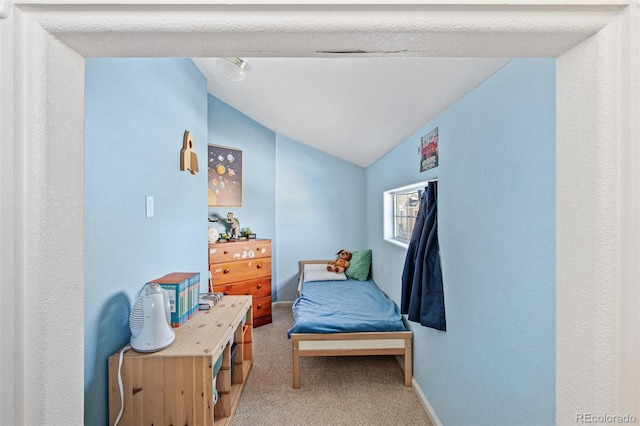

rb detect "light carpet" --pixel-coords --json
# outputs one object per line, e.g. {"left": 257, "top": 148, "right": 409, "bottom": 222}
{"left": 232, "top": 304, "right": 432, "bottom": 426}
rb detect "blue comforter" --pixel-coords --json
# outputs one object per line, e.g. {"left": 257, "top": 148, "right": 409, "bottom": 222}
{"left": 287, "top": 279, "right": 407, "bottom": 337}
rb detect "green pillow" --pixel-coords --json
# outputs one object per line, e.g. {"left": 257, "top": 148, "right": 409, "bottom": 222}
{"left": 345, "top": 249, "right": 372, "bottom": 281}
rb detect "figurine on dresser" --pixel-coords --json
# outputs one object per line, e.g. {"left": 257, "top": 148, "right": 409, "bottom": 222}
{"left": 226, "top": 212, "right": 241, "bottom": 240}
{"left": 208, "top": 211, "right": 241, "bottom": 240}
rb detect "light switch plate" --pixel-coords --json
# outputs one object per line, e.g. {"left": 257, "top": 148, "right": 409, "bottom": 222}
{"left": 145, "top": 196, "right": 154, "bottom": 218}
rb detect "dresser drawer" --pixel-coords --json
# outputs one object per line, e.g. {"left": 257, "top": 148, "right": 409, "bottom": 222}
{"left": 252, "top": 295, "right": 272, "bottom": 320}
{"left": 210, "top": 258, "right": 271, "bottom": 285}
{"left": 213, "top": 277, "right": 271, "bottom": 299}
{"left": 209, "top": 240, "right": 271, "bottom": 264}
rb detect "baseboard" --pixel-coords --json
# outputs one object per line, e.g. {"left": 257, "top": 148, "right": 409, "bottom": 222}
{"left": 411, "top": 378, "right": 443, "bottom": 426}
{"left": 272, "top": 301, "right": 293, "bottom": 307}
{"left": 393, "top": 355, "right": 441, "bottom": 425}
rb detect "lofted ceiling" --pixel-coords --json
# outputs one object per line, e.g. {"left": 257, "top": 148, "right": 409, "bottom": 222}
{"left": 193, "top": 57, "right": 510, "bottom": 168}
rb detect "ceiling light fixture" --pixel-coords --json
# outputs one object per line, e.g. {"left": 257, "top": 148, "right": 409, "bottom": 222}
{"left": 216, "top": 57, "right": 247, "bottom": 82}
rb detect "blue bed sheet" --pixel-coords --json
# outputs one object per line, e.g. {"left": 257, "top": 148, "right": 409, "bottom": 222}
{"left": 287, "top": 278, "right": 407, "bottom": 337}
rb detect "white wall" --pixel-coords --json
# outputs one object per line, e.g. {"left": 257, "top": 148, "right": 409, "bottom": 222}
{"left": 0, "top": 11, "right": 15, "bottom": 426}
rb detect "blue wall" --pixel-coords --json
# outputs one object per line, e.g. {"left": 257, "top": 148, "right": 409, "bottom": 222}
{"left": 365, "top": 59, "right": 556, "bottom": 425}
{"left": 85, "top": 57, "right": 555, "bottom": 425}
{"left": 206, "top": 96, "right": 277, "bottom": 294}
{"left": 84, "top": 62, "right": 360, "bottom": 423}
{"left": 206, "top": 96, "right": 277, "bottom": 243}
{"left": 84, "top": 58, "right": 208, "bottom": 426}
{"left": 205, "top": 98, "right": 366, "bottom": 301}
{"left": 275, "top": 134, "right": 366, "bottom": 300}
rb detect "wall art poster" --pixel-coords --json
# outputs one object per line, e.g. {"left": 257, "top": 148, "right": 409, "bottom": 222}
{"left": 208, "top": 145, "right": 242, "bottom": 206}
{"left": 419, "top": 127, "right": 439, "bottom": 172}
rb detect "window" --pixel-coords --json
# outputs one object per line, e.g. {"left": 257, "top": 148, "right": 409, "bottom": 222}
{"left": 384, "top": 181, "right": 430, "bottom": 248}
{"left": 393, "top": 191, "right": 421, "bottom": 242}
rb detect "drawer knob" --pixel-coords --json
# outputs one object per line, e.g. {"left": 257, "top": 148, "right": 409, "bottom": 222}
{"left": 223, "top": 269, "right": 229, "bottom": 274}
{"left": 223, "top": 251, "right": 228, "bottom": 254}
{"left": 256, "top": 264, "right": 262, "bottom": 269}
{"left": 224, "top": 291, "right": 229, "bottom": 295}
{"left": 257, "top": 304, "right": 262, "bottom": 309}
{"left": 257, "top": 284, "right": 262, "bottom": 289}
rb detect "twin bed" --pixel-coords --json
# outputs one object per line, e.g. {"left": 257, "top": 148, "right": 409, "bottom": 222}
{"left": 288, "top": 260, "right": 413, "bottom": 389}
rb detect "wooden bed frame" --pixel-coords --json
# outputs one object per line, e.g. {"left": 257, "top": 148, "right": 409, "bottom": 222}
{"left": 291, "top": 260, "right": 413, "bottom": 389}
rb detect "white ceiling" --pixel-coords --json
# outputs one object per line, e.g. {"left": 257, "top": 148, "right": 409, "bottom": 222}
{"left": 193, "top": 57, "right": 510, "bottom": 168}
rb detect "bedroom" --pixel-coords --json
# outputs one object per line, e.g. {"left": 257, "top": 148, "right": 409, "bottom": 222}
{"left": 2, "top": 4, "right": 637, "bottom": 426}
{"left": 83, "top": 55, "right": 555, "bottom": 426}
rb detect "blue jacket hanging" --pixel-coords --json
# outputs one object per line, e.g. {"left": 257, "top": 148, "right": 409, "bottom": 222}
{"left": 401, "top": 182, "right": 446, "bottom": 331}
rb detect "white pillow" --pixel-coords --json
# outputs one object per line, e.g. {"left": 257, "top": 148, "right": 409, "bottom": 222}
{"left": 303, "top": 265, "right": 347, "bottom": 283}
{"left": 304, "top": 263, "right": 332, "bottom": 271}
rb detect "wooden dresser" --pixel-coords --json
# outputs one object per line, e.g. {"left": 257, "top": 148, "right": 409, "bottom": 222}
{"left": 209, "top": 239, "right": 272, "bottom": 327}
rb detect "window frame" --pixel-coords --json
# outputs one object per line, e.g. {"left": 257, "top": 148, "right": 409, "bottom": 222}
{"left": 383, "top": 181, "right": 431, "bottom": 249}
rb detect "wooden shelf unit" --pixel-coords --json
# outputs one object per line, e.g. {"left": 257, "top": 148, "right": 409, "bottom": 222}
{"left": 209, "top": 239, "right": 272, "bottom": 327}
{"left": 108, "top": 295, "right": 253, "bottom": 426}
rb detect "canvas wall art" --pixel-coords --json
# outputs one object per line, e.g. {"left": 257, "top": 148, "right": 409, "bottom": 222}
{"left": 208, "top": 145, "right": 242, "bottom": 206}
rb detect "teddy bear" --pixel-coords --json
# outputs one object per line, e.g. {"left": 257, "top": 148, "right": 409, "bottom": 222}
{"left": 327, "top": 249, "right": 352, "bottom": 273}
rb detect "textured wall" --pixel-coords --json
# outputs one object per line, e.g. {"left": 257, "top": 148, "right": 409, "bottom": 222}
{"left": 0, "top": 12, "right": 15, "bottom": 426}
{"left": 555, "top": 16, "right": 639, "bottom": 420}
{"left": 84, "top": 58, "right": 208, "bottom": 426}
{"left": 206, "top": 95, "right": 277, "bottom": 293}
{"left": 275, "top": 134, "right": 366, "bottom": 301}
{"left": 3, "top": 5, "right": 634, "bottom": 426}
{"left": 205, "top": 97, "right": 366, "bottom": 302}
{"left": 366, "top": 59, "right": 556, "bottom": 425}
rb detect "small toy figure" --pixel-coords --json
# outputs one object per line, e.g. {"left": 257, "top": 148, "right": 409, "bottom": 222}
{"left": 226, "top": 212, "right": 240, "bottom": 240}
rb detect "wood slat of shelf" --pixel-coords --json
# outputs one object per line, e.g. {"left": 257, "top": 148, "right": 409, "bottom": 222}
{"left": 142, "top": 358, "right": 163, "bottom": 425}
{"left": 122, "top": 357, "right": 144, "bottom": 426}
{"left": 214, "top": 370, "right": 251, "bottom": 426}
{"left": 231, "top": 340, "right": 244, "bottom": 384}
{"left": 242, "top": 360, "right": 252, "bottom": 382}
{"left": 229, "top": 385, "right": 243, "bottom": 420}
{"left": 162, "top": 358, "right": 178, "bottom": 424}
{"left": 215, "top": 344, "right": 232, "bottom": 419}
{"left": 242, "top": 325, "right": 253, "bottom": 364}
{"left": 195, "top": 356, "right": 214, "bottom": 426}
{"left": 233, "top": 325, "right": 244, "bottom": 385}
{"left": 218, "top": 347, "right": 230, "bottom": 397}
{"left": 162, "top": 356, "right": 191, "bottom": 425}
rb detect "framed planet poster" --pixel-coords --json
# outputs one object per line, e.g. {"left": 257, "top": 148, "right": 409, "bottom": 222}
{"left": 208, "top": 145, "right": 242, "bottom": 206}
